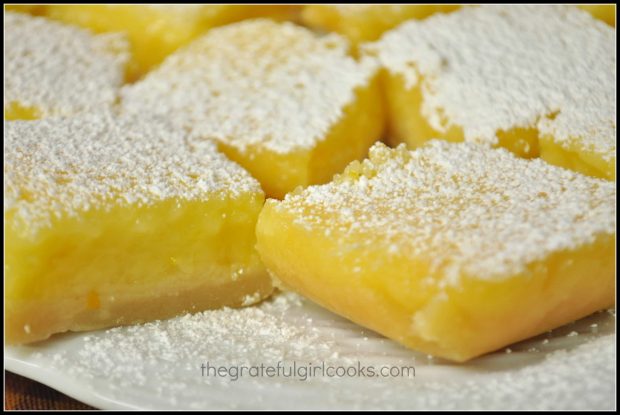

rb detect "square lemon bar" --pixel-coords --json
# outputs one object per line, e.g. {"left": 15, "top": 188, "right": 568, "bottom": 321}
{"left": 122, "top": 19, "right": 384, "bottom": 198}
{"left": 365, "top": 5, "right": 615, "bottom": 179}
{"left": 4, "top": 12, "right": 128, "bottom": 120}
{"left": 256, "top": 142, "right": 616, "bottom": 362}
{"left": 5, "top": 112, "right": 272, "bottom": 344}
{"left": 44, "top": 5, "right": 301, "bottom": 80}
{"left": 301, "top": 4, "right": 460, "bottom": 43}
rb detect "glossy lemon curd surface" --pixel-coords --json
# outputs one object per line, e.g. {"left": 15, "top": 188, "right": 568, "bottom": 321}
{"left": 6, "top": 195, "right": 270, "bottom": 344}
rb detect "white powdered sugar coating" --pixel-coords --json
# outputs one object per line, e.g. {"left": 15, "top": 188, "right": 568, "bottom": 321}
{"left": 277, "top": 142, "right": 616, "bottom": 284}
{"left": 71, "top": 293, "right": 333, "bottom": 382}
{"left": 4, "top": 112, "right": 262, "bottom": 236}
{"left": 4, "top": 12, "right": 129, "bottom": 117}
{"left": 121, "top": 19, "right": 377, "bottom": 154}
{"left": 367, "top": 5, "right": 616, "bottom": 159}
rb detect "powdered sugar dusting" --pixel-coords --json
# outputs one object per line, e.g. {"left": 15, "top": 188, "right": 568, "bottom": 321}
{"left": 367, "top": 5, "right": 615, "bottom": 160}
{"left": 4, "top": 12, "right": 129, "bottom": 117}
{"left": 121, "top": 19, "right": 377, "bottom": 154}
{"left": 4, "top": 112, "right": 262, "bottom": 237}
{"left": 71, "top": 292, "right": 331, "bottom": 383}
{"left": 276, "top": 142, "right": 615, "bottom": 283}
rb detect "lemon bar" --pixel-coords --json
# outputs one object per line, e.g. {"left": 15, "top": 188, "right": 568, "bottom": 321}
{"left": 578, "top": 4, "right": 616, "bottom": 26}
{"left": 5, "top": 112, "right": 272, "bottom": 344}
{"left": 45, "top": 5, "right": 301, "bottom": 80}
{"left": 122, "top": 19, "right": 384, "bottom": 199}
{"left": 301, "top": 4, "right": 460, "bottom": 44}
{"left": 366, "top": 5, "right": 616, "bottom": 179}
{"left": 256, "top": 141, "right": 616, "bottom": 362}
{"left": 4, "top": 12, "right": 128, "bottom": 120}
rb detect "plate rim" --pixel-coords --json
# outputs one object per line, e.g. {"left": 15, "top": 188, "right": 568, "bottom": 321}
{"left": 5, "top": 349, "right": 137, "bottom": 410}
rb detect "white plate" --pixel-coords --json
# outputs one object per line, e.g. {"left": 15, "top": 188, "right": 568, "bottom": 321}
{"left": 5, "top": 292, "right": 616, "bottom": 410}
